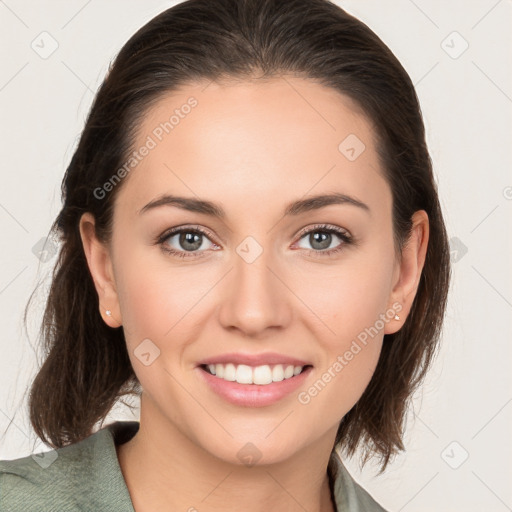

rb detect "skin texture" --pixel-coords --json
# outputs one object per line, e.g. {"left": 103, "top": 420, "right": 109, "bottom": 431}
{"left": 80, "top": 76, "right": 429, "bottom": 512}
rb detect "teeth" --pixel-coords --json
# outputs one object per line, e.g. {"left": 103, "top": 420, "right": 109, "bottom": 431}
{"left": 224, "top": 363, "right": 236, "bottom": 381}
{"left": 272, "top": 365, "right": 284, "bottom": 382}
{"left": 215, "top": 364, "right": 224, "bottom": 379}
{"left": 253, "top": 365, "right": 273, "bottom": 385}
{"left": 205, "top": 363, "right": 305, "bottom": 385}
{"left": 236, "top": 364, "right": 253, "bottom": 384}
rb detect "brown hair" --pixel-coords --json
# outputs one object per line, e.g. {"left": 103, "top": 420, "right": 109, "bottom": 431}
{"left": 25, "top": 0, "right": 450, "bottom": 471}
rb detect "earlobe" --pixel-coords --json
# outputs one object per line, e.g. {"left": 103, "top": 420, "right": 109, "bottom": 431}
{"left": 385, "top": 210, "right": 429, "bottom": 334}
{"left": 79, "top": 212, "right": 122, "bottom": 328}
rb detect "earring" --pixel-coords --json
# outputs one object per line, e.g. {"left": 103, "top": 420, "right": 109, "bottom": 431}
{"left": 394, "top": 314, "right": 400, "bottom": 320}
{"left": 106, "top": 310, "right": 112, "bottom": 317}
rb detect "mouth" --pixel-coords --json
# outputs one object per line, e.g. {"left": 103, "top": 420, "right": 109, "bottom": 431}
{"left": 196, "top": 354, "right": 314, "bottom": 407}
{"left": 200, "top": 363, "right": 313, "bottom": 386}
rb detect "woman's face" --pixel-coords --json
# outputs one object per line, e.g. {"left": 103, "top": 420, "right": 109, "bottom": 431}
{"left": 82, "top": 77, "right": 425, "bottom": 465}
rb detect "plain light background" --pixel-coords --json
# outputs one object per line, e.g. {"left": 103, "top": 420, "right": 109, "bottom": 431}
{"left": 1, "top": 1, "right": 511, "bottom": 511}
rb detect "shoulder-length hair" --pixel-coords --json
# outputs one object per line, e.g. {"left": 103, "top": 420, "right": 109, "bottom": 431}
{"left": 26, "top": 0, "right": 450, "bottom": 471}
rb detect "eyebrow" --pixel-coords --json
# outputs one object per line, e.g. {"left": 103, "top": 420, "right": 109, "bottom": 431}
{"left": 138, "top": 191, "right": 370, "bottom": 218}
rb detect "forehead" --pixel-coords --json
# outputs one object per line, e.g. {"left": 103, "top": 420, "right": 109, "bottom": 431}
{"left": 116, "top": 76, "right": 390, "bottom": 219}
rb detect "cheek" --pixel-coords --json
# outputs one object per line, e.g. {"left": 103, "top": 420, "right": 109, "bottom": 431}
{"left": 113, "top": 245, "right": 216, "bottom": 346}
{"left": 293, "top": 249, "right": 393, "bottom": 412}
{"left": 112, "top": 253, "right": 208, "bottom": 397}
{"left": 116, "top": 270, "right": 168, "bottom": 341}
{"left": 299, "top": 274, "right": 385, "bottom": 420}
{"left": 293, "top": 249, "right": 394, "bottom": 342}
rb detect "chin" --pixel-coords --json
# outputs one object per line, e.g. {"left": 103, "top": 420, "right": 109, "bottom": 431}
{"left": 197, "top": 430, "right": 308, "bottom": 468}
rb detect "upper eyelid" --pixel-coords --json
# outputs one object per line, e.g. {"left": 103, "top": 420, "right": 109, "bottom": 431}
{"left": 295, "top": 223, "right": 350, "bottom": 238}
{"left": 160, "top": 225, "right": 219, "bottom": 247}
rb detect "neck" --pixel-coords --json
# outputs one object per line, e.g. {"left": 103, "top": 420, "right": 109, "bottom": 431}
{"left": 116, "top": 398, "right": 338, "bottom": 512}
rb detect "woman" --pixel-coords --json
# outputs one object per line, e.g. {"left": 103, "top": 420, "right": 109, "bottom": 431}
{"left": 0, "top": 0, "right": 450, "bottom": 510}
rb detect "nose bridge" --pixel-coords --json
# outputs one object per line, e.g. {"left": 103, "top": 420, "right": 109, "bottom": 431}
{"left": 217, "top": 235, "right": 291, "bottom": 335}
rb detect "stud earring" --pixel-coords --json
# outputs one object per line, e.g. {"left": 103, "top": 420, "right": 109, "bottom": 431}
{"left": 394, "top": 314, "right": 400, "bottom": 320}
{"left": 106, "top": 310, "right": 112, "bottom": 317}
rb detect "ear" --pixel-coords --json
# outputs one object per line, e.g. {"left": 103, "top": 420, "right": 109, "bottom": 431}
{"left": 384, "top": 210, "right": 429, "bottom": 334}
{"left": 79, "top": 212, "right": 122, "bottom": 328}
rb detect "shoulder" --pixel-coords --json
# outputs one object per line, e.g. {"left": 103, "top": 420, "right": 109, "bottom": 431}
{"left": 329, "top": 451, "right": 389, "bottom": 512}
{"left": 0, "top": 434, "right": 99, "bottom": 511}
{"left": 0, "top": 421, "right": 138, "bottom": 512}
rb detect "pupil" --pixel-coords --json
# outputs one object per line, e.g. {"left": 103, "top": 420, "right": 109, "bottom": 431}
{"left": 180, "top": 232, "right": 202, "bottom": 251}
{"left": 311, "top": 232, "right": 331, "bottom": 250}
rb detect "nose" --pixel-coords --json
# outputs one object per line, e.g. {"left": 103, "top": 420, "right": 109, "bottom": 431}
{"left": 217, "top": 246, "right": 292, "bottom": 338}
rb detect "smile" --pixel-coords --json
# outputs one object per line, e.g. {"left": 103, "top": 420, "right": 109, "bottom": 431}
{"left": 202, "top": 363, "right": 308, "bottom": 385}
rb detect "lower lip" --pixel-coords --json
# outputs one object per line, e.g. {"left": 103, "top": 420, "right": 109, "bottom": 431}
{"left": 196, "top": 366, "right": 313, "bottom": 407}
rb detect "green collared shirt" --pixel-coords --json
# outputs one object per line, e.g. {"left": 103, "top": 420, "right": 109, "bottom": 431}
{"left": 0, "top": 421, "right": 388, "bottom": 511}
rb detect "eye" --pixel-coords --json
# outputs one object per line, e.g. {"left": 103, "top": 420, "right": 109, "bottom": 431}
{"left": 157, "top": 225, "right": 218, "bottom": 258}
{"left": 156, "top": 223, "right": 353, "bottom": 260}
{"left": 294, "top": 224, "right": 353, "bottom": 257}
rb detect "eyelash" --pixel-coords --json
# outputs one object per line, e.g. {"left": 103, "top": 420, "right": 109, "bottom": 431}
{"left": 156, "top": 223, "right": 354, "bottom": 259}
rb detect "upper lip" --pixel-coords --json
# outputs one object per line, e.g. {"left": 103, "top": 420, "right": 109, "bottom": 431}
{"left": 197, "top": 352, "right": 312, "bottom": 367}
